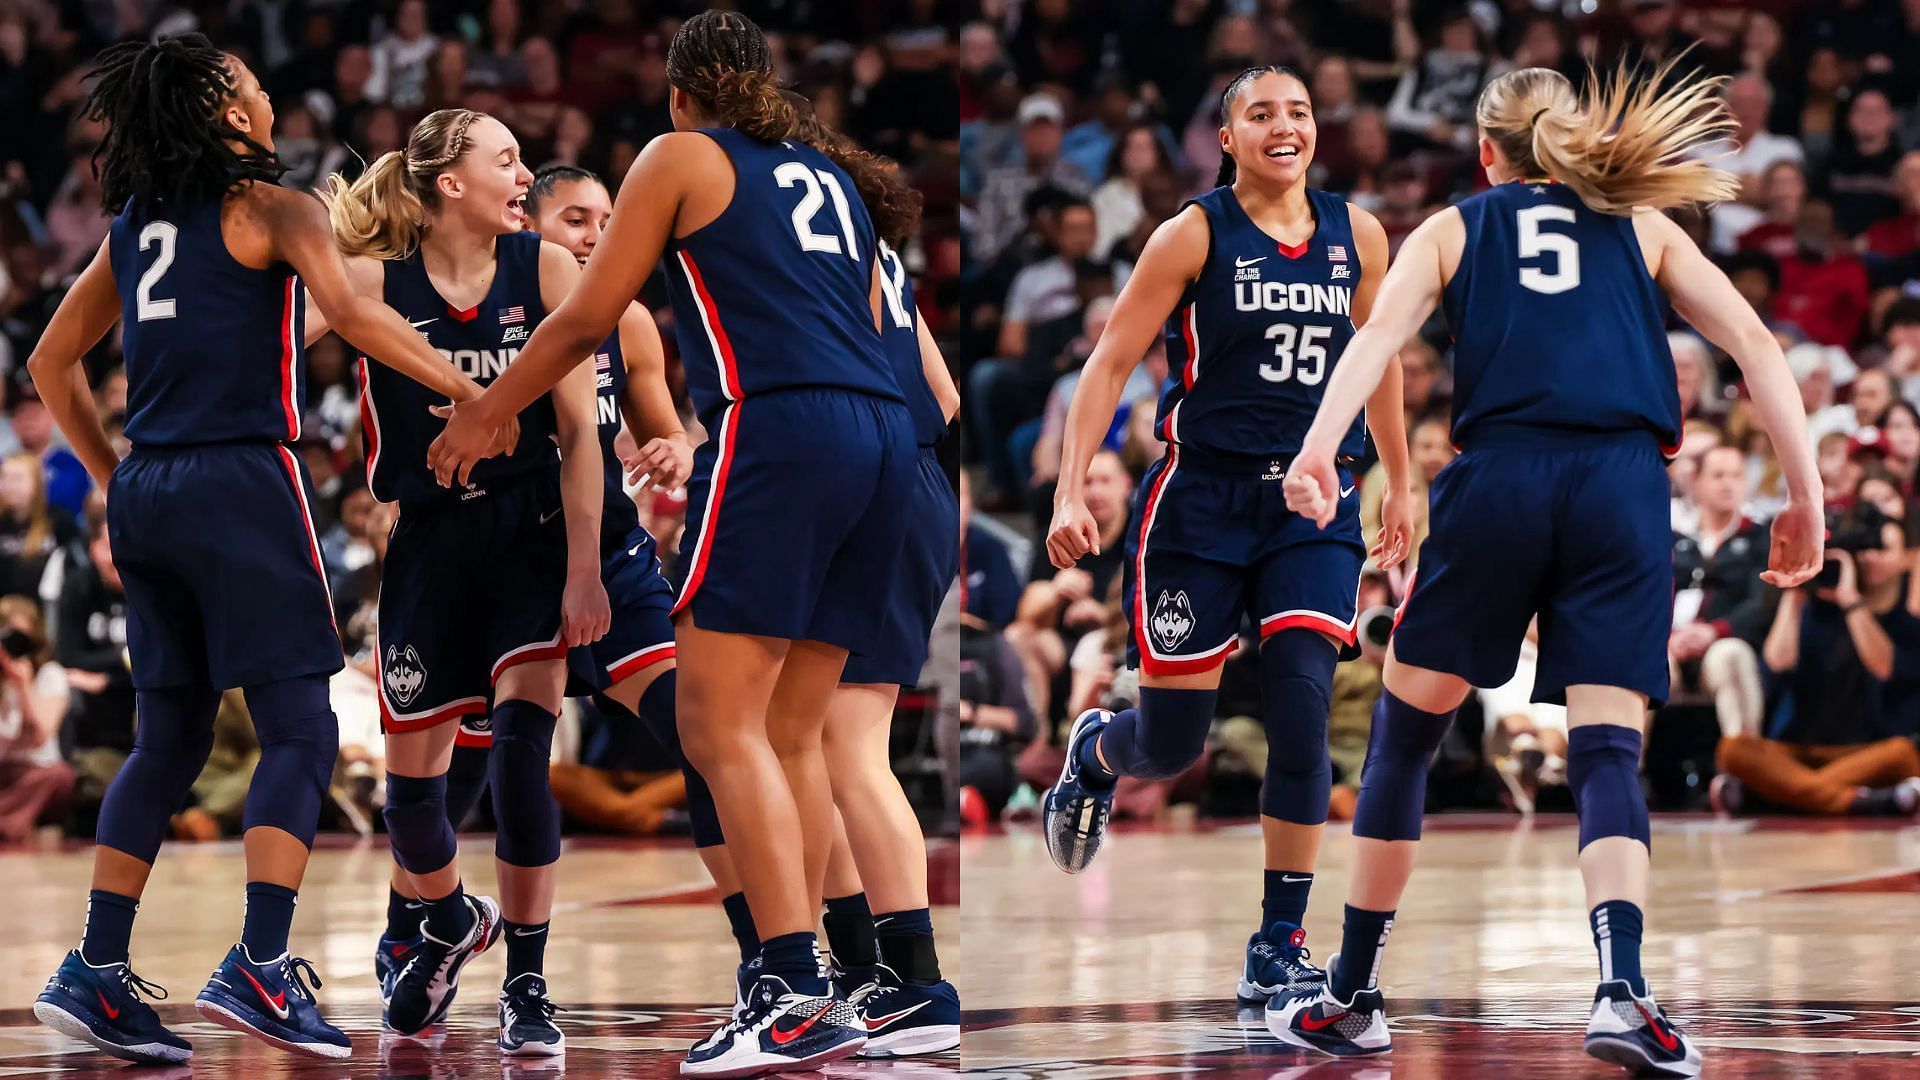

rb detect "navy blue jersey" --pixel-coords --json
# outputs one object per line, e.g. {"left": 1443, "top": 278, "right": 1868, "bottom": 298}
{"left": 878, "top": 240, "right": 945, "bottom": 447}
{"left": 1154, "top": 186, "right": 1366, "bottom": 460}
{"left": 590, "top": 330, "right": 640, "bottom": 557}
{"left": 1441, "top": 181, "right": 1680, "bottom": 452}
{"left": 663, "top": 127, "right": 900, "bottom": 427}
{"left": 358, "top": 230, "right": 559, "bottom": 506}
{"left": 109, "top": 195, "right": 306, "bottom": 446}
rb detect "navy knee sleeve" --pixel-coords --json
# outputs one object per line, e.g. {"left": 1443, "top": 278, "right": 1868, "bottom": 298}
{"left": 1351, "top": 691, "right": 1457, "bottom": 842}
{"left": 490, "top": 700, "right": 561, "bottom": 867}
{"left": 385, "top": 772, "right": 458, "bottom": 875}
{"left": 97, "top": 684, "right": 221, "bottom": 862}
{"left": 1567, "top": 725, "right": 1650, "bottom": 851}
{"left": 444, "top": 742, "right": 490, "bottom": 830}
{"left": 634, "top": 671, "right": 725, "bottom": 848}
{"left": 242, "top": 674, "right": 338, "bottom": 847}
{"left": 1100, "top": 686, "right": 1215, "bottom": 780}
{"left": 1259, "top": 630, "right": 1337, "bottom": 825}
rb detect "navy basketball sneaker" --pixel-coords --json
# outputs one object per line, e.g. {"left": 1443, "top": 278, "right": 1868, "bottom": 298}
{"left": 851, "top": 966, "right": 960, "bottom": 1058}
{"left": 1583, "top": 980, "right": 1702, "bottom": 1077}
{"left": 1265, "top": 955, "right": 1391, "bottom": 1057}
{"left": 376, "top": 931, "right": 423, "bottom": 1005}
{"left": 1236, "top": 921, "right": 1326, "bottom": 1007}
{"left": 385, "top": 893, "right": 503, "bottom": 1034}
{"left": 34, "top": 950, "right": 191, "bottom": 1064}
{"left": 681, "top": 973, "right": 866, "bottom": 1077}
{"left": 498, "top": 972, "right": 566, "bottom": 1057}
{"left": 829, "top": 954, "right": 876, "bottom": 1001}
{"left": 1043, "top": 709, "right": 1115, "bottom": 873}
{"left": 193, "top": 945, "right": 351, "bottom": 1059}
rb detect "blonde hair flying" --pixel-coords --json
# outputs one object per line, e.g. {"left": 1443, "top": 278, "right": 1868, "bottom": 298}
{"left": 319, "top": 108, "right": 488, "bottom": 259}
{"left": 1477, "top": 57, "right": 1738, "bottom": 215}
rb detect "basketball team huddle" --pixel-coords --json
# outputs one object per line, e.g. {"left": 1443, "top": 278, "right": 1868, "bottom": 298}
{"left": 22, "top": 10, "right": 957, "bottom": 1079}
{"left": 1035, "top": 58, "right": 1822, "bottom": 1080}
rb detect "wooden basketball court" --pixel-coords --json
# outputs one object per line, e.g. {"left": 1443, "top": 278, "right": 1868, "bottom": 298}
{"left": 959, "top": 815, "right": 1920, "bottom": 1077}
{"left": 0, "top": 835, "right": 960, "bottom": 1077}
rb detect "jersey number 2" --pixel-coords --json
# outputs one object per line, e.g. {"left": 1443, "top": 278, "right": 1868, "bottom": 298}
{"left": 1516, "top": 205, "right": 1579, "bottom": 295}
{"left": 775, "top": 162, "right": 860, "bottom": 262}
{"left": 135, "top": 221, "right": 178, "bottom": 321}
{"left": 1261, "top": 323, "right": 1330, "bottom": 385}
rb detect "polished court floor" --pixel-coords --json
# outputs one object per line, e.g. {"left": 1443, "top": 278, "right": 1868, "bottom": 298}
{"left": 0, "top": 834, "right": 960, "bottom": 1077}
{"left": 959, "top": 815, "right": 1920, "bottom": 1078}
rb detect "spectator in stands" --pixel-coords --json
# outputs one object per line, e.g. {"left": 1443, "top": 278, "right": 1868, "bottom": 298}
{"left": 1479, "top": 622, "right": 1567, "bottom": 816}
{"left": 1826, "top": 88, "right": 1905, "bottom": 237}
{"left": 1872, "top": 299, "right": 1920, "bottom": 398}
{"left": 1375, "top": 161, "right": 1431, "bottom": 256}
{"left": 1005, "top": 450, "right": 1130, "bottom": 720}
{"left": 1776, "top": 198, "right": 1869, "bottom": 346}
{"left": 1091, "top": 124, "right": 1174, "bottom": 259}
{"left": 1720, "top": 477, "right": 1920, "bottom": 815}
{"left": 959, "top": 610, "right": 1036, "bottom": 821}
{"left": 1668, "top": 447, "right": 1771, "bottom": 741}
{"left": 1062, "top": 73, "right": 1135, "bottom": 182}
{"left": 1735, "top": 159, "right": 1805, "bottom": 260}
{"left": 1863, "top": 150, "right": 1920, "bottom": 258}
{"left": 1398, "top": 339, "right": 1446, "bottom": 425}
{"left": 1361, "top": 416, "right": 1451, "bottom": 573}
{"left": 961, "top": 471, "right": 1020, "bottom": 631}
{"left": 56, "top": 516, "right": 131, "bottom": 819}
{"left": 469, "top": 0, "right": 531, "bottom": 89}
{"left": 1818, "top": 431, "right": 1859, "bottom": 509}
{"left": 170, "top": 692, "right": 260, "bottom": 842}
{"left": 0, "top": 452, "right": 74, "bottom": 599}
{"left": 0, "top": 594, "right": 70, "bottom": 841}
{"left": 972, "top": 93, "right": 1090, "bottom": 264}
{"left": 1384, "top": 7, "right": 1488, "bottom": 157}
{"left": 548, "top": 701, "right": 687, "bottom": 837}
{"left": 1846, "top": 368, "right": 1897, "bottom": 438}
{"left": 367, "top": 0, "right": 437, "bottom": 108}
{"left": 8, "top": 389, "right": 90, "bottom": 518}
{"left": 1706, "top": 73, "right": 1803, "bottom": 253}
{"left": 1875, "top": 400, "right": 1920, "bottom": 493}
{"left": 1671, "top": 331, "right": 1719, "bottom": 421}
{"left": 1334, "top": 106, "right": 1391, "bottom": 209}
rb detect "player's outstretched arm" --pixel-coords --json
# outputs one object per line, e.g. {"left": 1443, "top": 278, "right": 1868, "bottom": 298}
{"left": 1287, "top": 209, "right": 1454, "bottom": 528}
{"left": 1641, "top": 208, "right": 1823, "bottom": 587}
{"left": 1348, "top": 204, "right": 1414, "bottom": 569}
{"left": 25, "top": 237, "right": 120, "bottom": 489}
{"left": 1046, "top": 205, "right": 1207, "bottom": 570}
{"left": 617, "top": 301, "right": 693, "bottom": 492}
{"left": 541, "top": 241, "right": 610, "bottom": 646}
{"left": 918, "top": 315, "right": 960, "bottom": 425}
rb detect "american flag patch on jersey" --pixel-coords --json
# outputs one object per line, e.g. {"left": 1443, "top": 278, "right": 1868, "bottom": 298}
{"left": 1327, "top": 245, "right": 1348, "bottom": 262}
{"left": 595, "top": 352, "right": 612, "bottom": 372}
{"left": 499, "top": 305, "right": 526, "bottom": 325}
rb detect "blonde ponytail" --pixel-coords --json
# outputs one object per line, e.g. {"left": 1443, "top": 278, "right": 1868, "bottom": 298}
{"left": 317, "top": 108, "right": 489, "bottom": 259}
{"left": 1478, "top": 58, "right": 1738, "bottom": 214}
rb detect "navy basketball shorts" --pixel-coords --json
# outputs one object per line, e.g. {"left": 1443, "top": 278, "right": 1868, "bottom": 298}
{"left": 110, "top": 443, "right": 343, "bottom": 691}
{"left": 378, "top": 472, "right": 568, "bottom": 745}
{"left": 674, "top": 388, "right": 916, "bottom": 655}
{"left": 1392, "top": 430, "right": 1673, "bottom": 706}
{"left": 843, "top": 448, "right": 960, "bottom": 686}
{"left": 565, "top": 523, "right": 678, "bottom": 697}
{"left": 1121, "top": 446, "right": 1365, "bottom": 676}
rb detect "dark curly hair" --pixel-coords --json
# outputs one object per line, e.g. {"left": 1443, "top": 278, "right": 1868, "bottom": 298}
{"left": 782, "top": 91, "right": 923, "bottom": 249}
{"left": 666, "top": 10, "right": 797, "bottom": 143}
{"left": 84, "top": 33, "right": 284, "bottom": 212}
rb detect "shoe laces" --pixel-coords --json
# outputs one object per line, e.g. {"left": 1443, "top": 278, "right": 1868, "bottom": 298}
{"left": 507, "top": 992, "right": 563, "bottom": 1026}
{"left": 848, "top": 962, "right": 902, "bottom": 1008}
{"left": 280, "top": 956, "right": 322, "bottom": 1003}
{"left": 118, "top": 965, "right": 167, "bottom": 1002}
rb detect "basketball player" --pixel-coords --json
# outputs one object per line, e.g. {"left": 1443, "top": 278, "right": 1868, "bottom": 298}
{"left": 27, "top": 35, "right": 509, "bottom": 1063}
{"left": 1269, "top": 62, "right": 1822, "bottom": 1077}
{"left": 312, "top": 108, "right": 610, "bottom": 1054}
{"left": 1044, "top": 66, "right": 1415, "bottom": 1008}
{"left": 427, "top": 12, "right": 915, "bottom": 1075}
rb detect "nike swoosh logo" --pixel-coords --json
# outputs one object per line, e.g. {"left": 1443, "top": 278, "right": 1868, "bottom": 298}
{"left": 409, "top": 318, "right": 437, "bottom": 329}
{"left": 1236, "top": 256, "right": 1267, "bottom": 267}
{"left": 769, "top": 1004, "right": 833, "bottom": 1046}
{"left": 96, "top": 990, "right": 119, "bottom": 1020}
{"left": 512, "top": 926, "right": 546, "bottom": 937}
{"left": 1340, "top": 486, "right": 1356, "bottom": 498}
{"left": 1635, "top": 1004, "right": 1679, "bottom": 1051}
{"left": 539, "top": 507, "right": 562, "bottom": 525}
{"left": 1300, "top": 1008, "right": 1348, "bottom": 1032}
{"left": 237, "top": 966, "right": 290, "bottom": 1020}
{"left": 865, "top": 1000, "right": 931, "bottom": 1032}
{"left": 1280, "top": 874, "right": 1312, "bottom": 882}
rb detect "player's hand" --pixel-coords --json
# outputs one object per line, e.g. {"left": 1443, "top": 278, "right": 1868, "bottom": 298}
{"left": 625, "top": 433, "right": 694, "bottom": 492}
{"left": 1372, "top": 483, "right": 1416, "bottom": 570}
{"left": 428, "top": 398, "right": 509, "bottom": 487}
{"left": 562, "top": 568, "right": 611, "bottom": 647}
{"left": 1284, "top": 445, "right": 1340, "bottom": 529}
{"left": 1046, "top": 497, "right": 1100, "bottom": 569}
{"left": 1762, "top": 497, "right": 1825, "bottom": 588}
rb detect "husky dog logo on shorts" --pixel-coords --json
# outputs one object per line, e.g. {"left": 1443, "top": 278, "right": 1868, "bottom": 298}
{"left": 385, "top": 644, "right": 427, "bottom": 706}
{"left": 1151, "top": 590, "right": 1196, "bottom": 652}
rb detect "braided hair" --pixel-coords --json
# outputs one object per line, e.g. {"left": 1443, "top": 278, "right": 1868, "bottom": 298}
{"left": 84, "top": 33, "right": 284, "bottom": 212}
{"left": 524, "top": 164, "right": 601, "bottom": 219}
{"left": 666, "top": 10, "right": 797, "bottom": 143}
{"left": 1214, "top": 64, "right": 1307, "bottom": 187}
{"left": 320, "top": 108, "right": 489, "bottom": 259}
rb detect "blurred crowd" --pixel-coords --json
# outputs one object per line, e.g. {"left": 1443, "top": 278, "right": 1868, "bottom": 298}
{"left": 0, "top": 0, "right": 962, "bottom": 846}
{"left": 958, "top": 0, "right": 1920, "bottom": 827}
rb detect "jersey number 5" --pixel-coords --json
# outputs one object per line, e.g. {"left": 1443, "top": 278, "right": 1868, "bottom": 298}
{"left": 775, "top": 162, "right": 861, "bottom": 262}
{"left": 1516, "top": 205, "right": 1579, "bottom": 295}
{"left": 1261, "top": 323, "right": 1330, "bottom": 385}
{"left": 136, "top": 221, "right": 178, "bottom": 321}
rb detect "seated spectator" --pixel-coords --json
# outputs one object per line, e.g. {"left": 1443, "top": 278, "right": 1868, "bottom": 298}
{"left": 1361, "top": 416, "right": 1451, "bottom": 574}
{"left": 960, "top": 471, "right": 1021, "bottom": 631}
{"left": 959, "top": 609, "right": 1036, "bottom": 823}
{"left": 57, "top": 516, "right": 133, "bottom": 820}
{"left": 1734, "top": 159, "right": 1805, "bottom": 261}
{"left": 1790, "top": 342, "right": 1859, "bottom": 443}
{"left": 549, "top": 698, "right": 687, "bottom": 836}
{"left": 1704, "top": 73, "right": 1803, "bottom": 254}
{"left": 0, "top": 452, "right": 75, "bottom": 599}
{"left": 1374, "top": 161, "right": 1431, "bottom": 256}
{"left": 1817, "top": 431, "right": 1860, "bottom": 509}
{"left": 1091, "top": 124, "right": 1174, "bottom": 260}
{"left": 1479, "top": 624, "right": 1567, "bottom": 816}
{"left": 1382, "top": 8, "right": 1487, "bottom": 158}
{"left": 8, "top": 389, "right": 91, "bottom": 519}
{"left": 1670, "top": 331, "right": 1721, "bottom": 421}
{"left": 1667, "top": 447, "right": 1771, "bottom": 742}
{"left": 1824, "top": 88, "right": 1905, "bottom": 238}
{"left": 170, "top": 691, "right": 260, "bottom": 842}
{"left": 1862, "top": 149, "right": 1920, "bottom": 259}
{"left": 972, "top": 93, "right": 1091, "bottom": 266}
{"left": 0, "top": 594, "right": 71, "bottom": 842}
{"left": 1875, "top": 400, "right": 1920, "bottom": 494}
{"left": 1718, "top": 481, "right": 1920, "bottom": 815}
{"left": 1006, "top": 450, "right": 1130, "bottom": 720}
{"left": 1776, "top": 199, "right": 1869, "bottom": 348}
{"left": 1865, "top": 298, "right": 1920, "bottom": 397}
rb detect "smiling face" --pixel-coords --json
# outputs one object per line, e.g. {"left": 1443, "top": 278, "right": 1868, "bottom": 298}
{"left": 437, "top": 116, "right": 533, "bottom": 234}
{"left": 533, "top": 176, "right": 613, "bottom": 264}
{"left": 1221, "top": 70, "right": 1315, "bottom": 188}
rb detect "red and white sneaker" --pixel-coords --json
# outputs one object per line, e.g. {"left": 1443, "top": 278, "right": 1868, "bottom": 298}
{"left": 1583, "top": 980, "right": 1702, "bottom": 1077}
